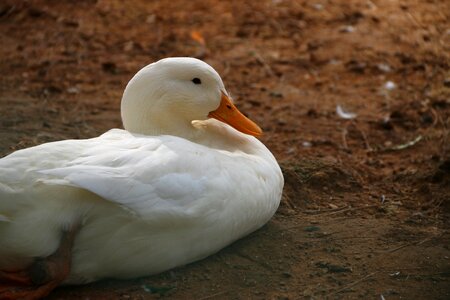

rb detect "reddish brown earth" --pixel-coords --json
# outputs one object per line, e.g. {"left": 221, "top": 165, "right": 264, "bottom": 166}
{"left": 1, "top": 0, "right": 449, "bottom": 299}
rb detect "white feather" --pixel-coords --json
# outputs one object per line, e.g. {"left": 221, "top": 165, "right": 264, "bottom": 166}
{"left": 336, "top": 104, "right": 357, "bottom": 119}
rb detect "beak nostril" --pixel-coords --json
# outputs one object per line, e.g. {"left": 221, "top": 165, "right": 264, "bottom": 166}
{"left": 211, "top": 91, "right": 262, "bottom": 136}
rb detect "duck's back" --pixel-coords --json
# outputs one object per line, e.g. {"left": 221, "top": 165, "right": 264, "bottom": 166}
{"left": 0, "top": 128, "right": 283, "bottom": 284}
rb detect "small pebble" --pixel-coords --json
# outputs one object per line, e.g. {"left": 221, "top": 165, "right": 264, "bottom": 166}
{"left": 67, "top": 87, "right": 79, "bottom": 94}
{"left": 312, "top": 3, "right": 323, "bottom": 10}
{"left": 339, "top": 25, "right": 355, "bottom": 33}
{"left": 384, "top": 81, "right": 396, "bottom": 90}
{"left": 443, "top": 78, "right": 450, "bottom": 87}
{"left": 377, "top": 63, "right": 391, "bottom": 72}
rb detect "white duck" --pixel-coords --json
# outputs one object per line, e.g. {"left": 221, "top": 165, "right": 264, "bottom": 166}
{"left": 0, "top": 57, "right": 283, "bottom": 299}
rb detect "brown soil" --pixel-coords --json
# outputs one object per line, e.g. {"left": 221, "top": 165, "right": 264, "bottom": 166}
{"left": 1, "top": 0, "right": 449, "bottom": 299}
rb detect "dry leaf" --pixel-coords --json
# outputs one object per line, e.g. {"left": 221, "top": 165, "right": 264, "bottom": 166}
{"left": 190, "top": 30, "right": 206, "bottom": 46}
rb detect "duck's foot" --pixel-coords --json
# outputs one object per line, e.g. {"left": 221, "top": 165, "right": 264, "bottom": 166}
{"left": 0, "top": 225, "right": 79, "bottom": 300}
{"left": 0, "top": 270, "right": 32, "bottom": 285}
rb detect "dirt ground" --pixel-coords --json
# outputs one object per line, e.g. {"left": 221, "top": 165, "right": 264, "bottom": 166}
{"left": 1, "top": 0, "right": 449, "bottom": 299}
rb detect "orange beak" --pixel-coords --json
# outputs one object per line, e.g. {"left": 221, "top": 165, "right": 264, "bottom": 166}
{"left": 208, "top": 92, "right": 262, "bottom": 137}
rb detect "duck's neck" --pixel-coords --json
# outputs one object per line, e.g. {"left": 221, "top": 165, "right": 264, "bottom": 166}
{"left": 124, "top": 113, "right": 199, "bottom": 140}
{"left": 124, "top": 116, "right": 260, "bottom": 155}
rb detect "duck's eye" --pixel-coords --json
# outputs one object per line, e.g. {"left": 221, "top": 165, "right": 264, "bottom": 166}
{"left": 192, "top": 78, "right": 202, "bottom": 85}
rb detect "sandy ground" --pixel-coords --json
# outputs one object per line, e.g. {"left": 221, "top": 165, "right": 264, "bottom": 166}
{"left": 0, "top": 0, "right": 449, "bottom": 299}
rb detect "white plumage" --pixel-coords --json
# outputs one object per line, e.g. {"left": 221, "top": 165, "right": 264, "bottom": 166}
{"left": 0, "top": 57, "right": 283, "bottom": 285}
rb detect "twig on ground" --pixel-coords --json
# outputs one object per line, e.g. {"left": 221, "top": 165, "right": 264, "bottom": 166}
{"left": 352, "top": 120, "right": 372, "bottom": 151}
{"left": 386, "top": 233, "right": 443, "bottom": 253}
{"left": 252, "top": 51, "right": 276, "bottom": 77}
{"left": 199, "top": 290, "right": 231, "bottom": 300}
{"left": 302, "top": 205, "right": 349, "bottom": 215}
{"left": 429, "top": 107, "right": 439, "bottom": 128}
{"left": 222, "top": 61, "right": 231, "bottom": 79}
{"left": 366, "top": 0, "right": 378, "bottom": 9}
{"left": 328, "top": 272, "right": 378, "bottom": 296}
{"left": 383, "top": 135, "right": 423, "bottom": 151}
{"left": 319, "top": 204, "right": 379, "bottom": 217}
{"left": 341, "top": 126, "right": 349, "bottom": 150}
{"left": 282, "top": 205, "right": 379, "bottom": 232}
{"left": 406, "top": 11, "right": 424, "bottom": 28}
{"left": 235, "top": 251, "right": 274, "bottom": 271}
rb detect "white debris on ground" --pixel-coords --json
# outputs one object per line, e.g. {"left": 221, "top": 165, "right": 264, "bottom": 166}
{"left": 377, "top": 63, "right": 391, "bottom": 72}
{"left": 336, "top": 105, "right": 357, "bottom": 119}
{"left": 384, "top": 81, "right": 396, "bottom": 90}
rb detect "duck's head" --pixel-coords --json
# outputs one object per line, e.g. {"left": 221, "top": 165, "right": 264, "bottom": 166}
{"left": 121, "top": 57, "right": 262, "bottom": 138}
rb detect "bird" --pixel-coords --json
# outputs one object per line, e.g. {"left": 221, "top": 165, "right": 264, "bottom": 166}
{"left": 0, "top": 57, "right": 284, "bottom": 299}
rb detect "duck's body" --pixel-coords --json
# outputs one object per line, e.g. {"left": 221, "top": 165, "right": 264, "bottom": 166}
{"left": 0, "top": 57, "right": 283, "bottom": 297}
{"left": 1, "top": 124, "right": 282, "bottom": 284}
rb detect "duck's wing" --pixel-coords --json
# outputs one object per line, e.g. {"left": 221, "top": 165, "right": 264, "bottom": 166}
{"left": 34, "top": 129, "right": 230, "bottom": 219}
